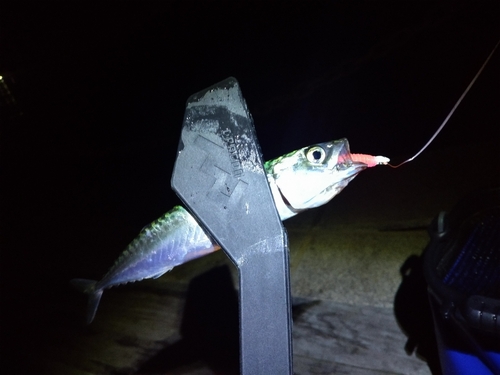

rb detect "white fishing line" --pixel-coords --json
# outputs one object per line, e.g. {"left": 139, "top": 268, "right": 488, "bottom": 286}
{"left": 389, "top": 39, "right": 500, "bottom": 168}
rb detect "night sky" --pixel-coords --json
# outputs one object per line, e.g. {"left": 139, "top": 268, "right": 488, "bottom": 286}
{"left": 1, "top": 1, "right": 499, "bottom": 373}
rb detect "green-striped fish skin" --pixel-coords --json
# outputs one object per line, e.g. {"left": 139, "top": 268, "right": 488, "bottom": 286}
{"left": 71, "top": 205, "right": 218, "bottom": 323}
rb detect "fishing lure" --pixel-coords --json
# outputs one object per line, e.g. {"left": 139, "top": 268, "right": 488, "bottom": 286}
{"left": 72, "top": 138, "right": 386, "bottom": 323}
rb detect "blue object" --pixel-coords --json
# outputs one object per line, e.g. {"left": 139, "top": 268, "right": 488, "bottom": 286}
{"left": 424, "top": 188, "right": 500, "bottom": 374}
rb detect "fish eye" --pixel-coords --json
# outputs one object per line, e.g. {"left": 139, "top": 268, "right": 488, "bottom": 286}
{"left": 306, "top": 146, "right": 326, "bottom": 164}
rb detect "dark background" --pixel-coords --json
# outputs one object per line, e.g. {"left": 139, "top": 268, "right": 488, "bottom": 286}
{"left": 1, "top": 1, "right": 499, "bottom": 373}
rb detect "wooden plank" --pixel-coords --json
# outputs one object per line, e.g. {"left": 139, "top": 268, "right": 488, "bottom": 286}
{"left": 39, "top": 251, "right": 231, "bottom": 375}
{"left": 292, "top": 299, "right": 431, "bottom": 375}
{"left": 36, "top": 251, "right": 431, "bottom": 375}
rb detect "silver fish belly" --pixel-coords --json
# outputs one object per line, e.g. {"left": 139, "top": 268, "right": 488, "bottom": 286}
{"left": 71, "top": 206, "right": 219, "bottom": 323}
{"left": 97, "top": 206, "right": 217, "bottom": 288}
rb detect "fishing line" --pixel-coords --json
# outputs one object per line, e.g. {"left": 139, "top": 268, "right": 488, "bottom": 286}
{"left": 388, "top": 39, "right": 500, "bottom": 169}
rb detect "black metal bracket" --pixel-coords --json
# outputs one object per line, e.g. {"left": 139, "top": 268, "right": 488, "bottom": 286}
{"left": 171, "top": 77, "right": 292, "bottom": 374}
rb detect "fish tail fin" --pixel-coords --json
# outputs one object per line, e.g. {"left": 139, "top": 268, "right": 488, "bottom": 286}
{"left": 70, "top": 278, "right": 103, "bottom": 324}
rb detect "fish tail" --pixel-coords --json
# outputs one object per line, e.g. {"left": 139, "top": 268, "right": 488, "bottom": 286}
{"left": 70, "top": 278, "right": 103, "bottom": 324}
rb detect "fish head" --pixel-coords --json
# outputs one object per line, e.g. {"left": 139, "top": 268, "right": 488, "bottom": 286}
{"left": 266, "top": 138, "right": 367, "bottom": 218}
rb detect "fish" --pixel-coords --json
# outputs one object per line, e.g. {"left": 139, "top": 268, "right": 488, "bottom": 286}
{"left": 71, "top": 138, "right": 388, "bottom": 323}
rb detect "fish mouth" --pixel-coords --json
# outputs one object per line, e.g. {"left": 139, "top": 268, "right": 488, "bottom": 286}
{"left": 340, "top": 162, "right": 367, "bottom": 177}
{"left": 328, "top": 161, "right": 367, "bottom": 192}
{"left": 307, "top": 161, "right": 368, "bottom": 207}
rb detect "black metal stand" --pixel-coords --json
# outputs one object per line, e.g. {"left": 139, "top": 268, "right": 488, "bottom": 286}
{"left": 172, "top": 78, "right": 292, "bottom": 374}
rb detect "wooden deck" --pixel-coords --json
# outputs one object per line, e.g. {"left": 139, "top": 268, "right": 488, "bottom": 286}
{"left": 32, "top": 248, "right": 430, "bottom": 375}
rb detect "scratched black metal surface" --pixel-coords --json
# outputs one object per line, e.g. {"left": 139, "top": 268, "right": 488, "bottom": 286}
{"left": 172, "top": 78, "right": 285, "bottom": 262}
{"left": 172, "top": 78, "right": 292, "bottom": 374}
